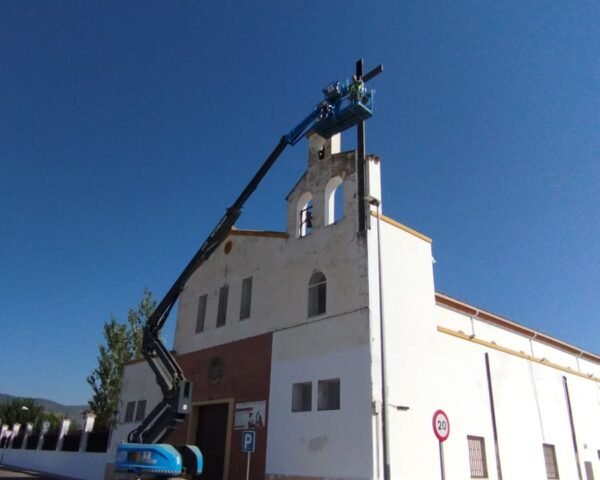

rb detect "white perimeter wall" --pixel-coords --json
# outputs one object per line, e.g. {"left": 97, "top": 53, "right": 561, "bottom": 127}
{"left": 1, "top": 449, "right": 107, "bottom": 480}
{"left": 2, "top": 362, "right": 159, "bottom": 480}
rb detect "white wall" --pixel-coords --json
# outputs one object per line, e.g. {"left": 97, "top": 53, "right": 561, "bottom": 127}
{"left": 2, "top": 449, "right": 107, "bottom": 480}
{"left": 435, "top": 304, "right": 600, "bottom": 477}
{"left": 107, "top": 360, "right": 162, "bottom": 456}
{"left": 367, "top": 216, "right": 440, "bottom": 479}
{"left": 174, "top": 224, "right": 369, "bottom": 352}
{"left": 434, "top": 306, "right": 599, "bottom": 480}
{"left": 367, "top": 213, "right": 600, "bottom": 479}
{"left": 174, "top": 140, "right": 366, "bottom": 359}
{"left": 265, "top": 146, "right": 375, "bottom": 479}
{"left": 267, "top": 313, "right": 374, "bottom": 480}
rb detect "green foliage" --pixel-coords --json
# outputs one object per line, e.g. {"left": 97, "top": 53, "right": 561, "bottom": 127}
{"left": 0, "top": 398, "right": 44, "bottom": 427}
{"left": 0, "top": 398, "right": 79, "bottom": 433}
{"left": 42, "top": 411, "right": 66, "bottom": 433}
{"left": 87, "top": 289, "right": 155, "bottom": 428}
{"left": 127, "top": 287, "right": 155, "bottom": 359}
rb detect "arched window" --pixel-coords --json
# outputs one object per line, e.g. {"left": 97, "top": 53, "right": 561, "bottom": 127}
{"left": 308, "top": 271, "right": 327, "bottom": 317}
{"left": 324, "top": 176, "right": 344, "bottom": 226}
{"left": 297, "top": 192, "right": 313, "bottom": 238}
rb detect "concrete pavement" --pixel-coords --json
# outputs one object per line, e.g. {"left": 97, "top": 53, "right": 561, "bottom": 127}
{"left": 0, "top": 465, "right": 72, "bottom": 479}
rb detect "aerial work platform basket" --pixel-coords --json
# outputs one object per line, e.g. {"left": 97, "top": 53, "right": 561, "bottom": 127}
{"left": 313, "top": 88, "right": 374, "bottom": 139}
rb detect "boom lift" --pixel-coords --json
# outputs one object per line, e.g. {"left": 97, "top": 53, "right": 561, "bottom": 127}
{"left": 115, "top": 64, "right": 382, "bottom": 479}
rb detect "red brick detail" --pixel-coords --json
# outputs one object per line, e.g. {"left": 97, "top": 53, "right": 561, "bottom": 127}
{"left": 168, "top": 333, "right": 273, "bottom": 480}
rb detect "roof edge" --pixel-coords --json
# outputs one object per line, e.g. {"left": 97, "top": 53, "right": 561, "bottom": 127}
{"left": 229, "top": 229, "right": 288, "bottom": 239}
{"left": 374, "top": 212, "right": 432, "bottom": 244}
{"left": 435, "top": 292, "right": 600, "bottom": 364}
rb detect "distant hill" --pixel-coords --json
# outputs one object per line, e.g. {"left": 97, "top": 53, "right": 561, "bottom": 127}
{"left": 0, "top": 393, "right": 88, "bottom": 420}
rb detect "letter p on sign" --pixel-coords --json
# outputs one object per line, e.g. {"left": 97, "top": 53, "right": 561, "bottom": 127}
{"left": 242, "top": 430, "right": 256, "bottom": 453}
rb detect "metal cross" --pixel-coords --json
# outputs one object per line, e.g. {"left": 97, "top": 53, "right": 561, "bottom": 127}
{"left": 355, "top": 59, "right": 383, "bottom": 233}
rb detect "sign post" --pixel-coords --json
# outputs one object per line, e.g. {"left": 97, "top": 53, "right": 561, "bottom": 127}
{"left": 241, "top": 430, "right": 256, "bottom": 480}
{"left": 432, "top": 410, "right": 450, "bottom": 480}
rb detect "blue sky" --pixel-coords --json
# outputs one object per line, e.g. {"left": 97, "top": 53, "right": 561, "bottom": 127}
{"left": 1, "top": 1, "right": 598, "bottom": 405}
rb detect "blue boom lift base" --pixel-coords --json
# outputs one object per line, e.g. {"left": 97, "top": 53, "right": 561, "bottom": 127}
{"left": 115, "top": 443, "right": 202, "bottom": 478}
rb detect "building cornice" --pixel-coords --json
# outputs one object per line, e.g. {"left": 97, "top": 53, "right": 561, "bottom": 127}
{"left": 437, "top": 326, "right": 599, "bottom": 382}
{"left": 435, "top": 292, "right": 600, "bottom": 364}
{"left": 372, "top": 212, "right": 432, "bottom": 244}
{"left": 229, "top": 228, "right": 289, "bottom": 239}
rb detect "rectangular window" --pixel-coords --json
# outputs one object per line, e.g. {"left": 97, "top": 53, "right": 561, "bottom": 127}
{"left": 135, "top": 400, "right": 147, "bottom": 422}
{"left": 239, "top": 276, "right": 253, "bottom": 320}
{"left": 543, "top": 444, "right": 559, "bottom": 479}
{"left": 292, "top": 382, "right": 312, "bottom": 412}
{"left": 318, "top": 378, "right": 340, "bottom": 411}
{"left": 124, "top": 401, "right": 135, "bottom": 423}
{"left": 467, "top": 436, "right": 488, "bottom": 478}
{"left": 308, "top": 272, "right": 326, "bottom": 317}
{"left": 216, "top": 285, "right": 228, "bottom": 327}
{"left": 196, "top": 294, "right": 207, "bottom": 333}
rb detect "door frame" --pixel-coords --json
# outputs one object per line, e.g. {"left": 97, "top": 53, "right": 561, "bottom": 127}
{"left": 188, "top": 398, "right": 235, "bottom": 480}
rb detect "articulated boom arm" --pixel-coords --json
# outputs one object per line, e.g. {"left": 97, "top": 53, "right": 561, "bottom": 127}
{"left": 127, "top": 65, "right": 381, "bottom": 446}
{"left": 127, "top": 137, "right": 288, "bottom": 444}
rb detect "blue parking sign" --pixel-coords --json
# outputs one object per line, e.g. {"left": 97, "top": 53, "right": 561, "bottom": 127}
{"left": 241, "top": 430, "right": 256, "bottom": 453}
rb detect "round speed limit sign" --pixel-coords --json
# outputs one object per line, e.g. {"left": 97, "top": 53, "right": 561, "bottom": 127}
{"left": 433, "top": 409, "right": 450, "bottom": 442}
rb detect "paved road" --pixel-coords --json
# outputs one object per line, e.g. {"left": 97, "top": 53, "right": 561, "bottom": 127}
{"left": 0, "top": 466, "right": 63, "bottom": 479}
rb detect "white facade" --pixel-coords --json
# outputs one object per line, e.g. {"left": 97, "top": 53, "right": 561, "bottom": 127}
{"left": 114, "top": 132, "right": 600, "bottom": 480}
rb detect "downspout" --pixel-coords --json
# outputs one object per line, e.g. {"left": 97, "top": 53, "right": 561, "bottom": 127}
{"left": 366, "top": 196, "right": 390, "bottom": 480}
{"left": 562, "top": 376, "right": 583, "bottom": 480}
{"left": 485, "top": 353, "right": 503, "bottom": 480}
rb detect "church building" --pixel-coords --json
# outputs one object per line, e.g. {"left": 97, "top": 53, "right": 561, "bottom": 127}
{"left": 108, "top": 132, "right": 600, "bottom": 480}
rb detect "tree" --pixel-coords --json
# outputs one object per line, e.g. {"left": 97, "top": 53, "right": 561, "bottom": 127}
{"left": 0, "top": 398, "right": 44, "bottom": 427}
{"left": 41, "top": 411, "right": 66, "bottom": 433}
{"left": 87, "top": 289, "right": 155, "bottom": 428}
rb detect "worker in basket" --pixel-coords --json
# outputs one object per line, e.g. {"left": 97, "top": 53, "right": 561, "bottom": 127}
{"left": 349, "top": 75, "right": 365, "bottom": 102}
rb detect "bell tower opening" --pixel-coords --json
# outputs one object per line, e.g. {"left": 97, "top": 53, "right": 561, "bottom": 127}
{"left": 297, "top": 192, "right": 313, "bottom": 238}
{"left": 324, "top": 176, "right": 344, "bottom": 226}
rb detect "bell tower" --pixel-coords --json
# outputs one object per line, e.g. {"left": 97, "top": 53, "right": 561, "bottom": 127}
{"left": 286, "top": 132, "right": 381, "bottom": 239}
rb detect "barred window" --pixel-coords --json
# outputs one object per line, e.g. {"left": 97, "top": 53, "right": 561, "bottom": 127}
{"left": 292, "top": 382, "right": 312, "bottom": 412}
{"left": 543, "top": 444, "right": 559, "bottom": 479}
{"left": 124, "top": 401, "right": 135, "bottom": 423}
{"left": 467, "top": 436, "right": 488, "bottom": 478}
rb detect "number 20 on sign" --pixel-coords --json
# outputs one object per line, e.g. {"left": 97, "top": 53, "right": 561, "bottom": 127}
{"left": 432, "top": 409, "right": 450, "bottom": 442}
{"left": 433, "top": 410, "right": 450, "bottom": 480}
